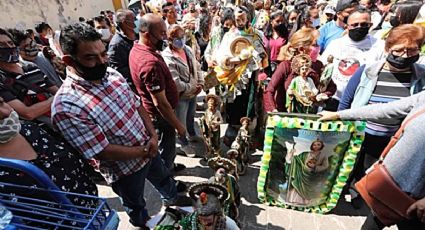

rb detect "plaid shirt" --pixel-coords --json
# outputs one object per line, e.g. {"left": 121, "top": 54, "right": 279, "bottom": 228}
{"left": 52, "top": 67, "right": 150, "bottom": 184}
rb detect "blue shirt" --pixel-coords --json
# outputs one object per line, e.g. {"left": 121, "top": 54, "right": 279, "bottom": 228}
{"left": 318, "top": 21, "right": 345, "bottom": 54}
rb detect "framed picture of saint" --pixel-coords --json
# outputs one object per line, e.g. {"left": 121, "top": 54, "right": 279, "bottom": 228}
{"left": 257, "top": 113, "right": 365, "bottom": 213}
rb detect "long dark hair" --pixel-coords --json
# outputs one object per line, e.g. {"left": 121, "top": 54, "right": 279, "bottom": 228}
{"left": 264, "top": 11, "right": 288, "bottom": 39}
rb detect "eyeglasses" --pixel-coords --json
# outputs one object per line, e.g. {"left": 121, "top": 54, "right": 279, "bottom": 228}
{"left": 348, "top": 22, "right": 372, "bottom": 28}
{"left": 389, "top": 48, "right": 420, "bottom": 57}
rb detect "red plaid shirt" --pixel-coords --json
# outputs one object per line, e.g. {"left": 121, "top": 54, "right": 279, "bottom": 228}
{"left": 52, "top": 67, "right": 150, "bottom": 183}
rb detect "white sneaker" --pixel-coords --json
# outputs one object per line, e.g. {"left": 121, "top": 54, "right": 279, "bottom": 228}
{"left": 180, "top": 145, "right": 196, "bottom": 158}
{"left": 188, "top": 135, "right": 204, "bottom": 143}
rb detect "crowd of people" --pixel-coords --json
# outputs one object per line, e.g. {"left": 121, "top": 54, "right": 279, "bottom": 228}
{"left": 1, "top": 0, "right": 425, "bottom": 229}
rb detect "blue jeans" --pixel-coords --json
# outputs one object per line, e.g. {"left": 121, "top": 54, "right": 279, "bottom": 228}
{"left": 153, "top": 117, "right": 176, "bottom": 170}
{"left": 175, "top": 97, "right": 197, "bottom": 137}
{"left": 111, "top": 154, "right": 177, "bottom": 226}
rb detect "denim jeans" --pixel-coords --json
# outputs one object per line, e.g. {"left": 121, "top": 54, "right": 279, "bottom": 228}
{"left": 153, "top": 117, "right": 176, "bottom": 171}
{"left": 111, "top": 154, "right": 177, "bottom": 226}
{"left": 175, "top": 97, "right": 197, "bottom": 137}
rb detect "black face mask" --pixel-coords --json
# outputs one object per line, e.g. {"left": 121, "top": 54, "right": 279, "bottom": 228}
{"left": 152, "top": 34, "right": 167, "bottom": 51}
{"left": 273, "top": 23, "right": 289, "bottom": 37}
{"left": 386, "top": 53, "right": 419, "bottom": 69}
{"left": 0, "top": 47, "right": 20, "bottom": 63}
{"left": 287, "top": 22, "right": 294, "bottom": 30}
{"left": 223, "top": 27, "right": 230, "bottom": 33}
{"left": 390, "top": 16, "right": 400, "bottom": 27}
{"left": 74, "top": 60, "right": 108, "bottom": 81}
{"left": 348, "top": 26, "right": 370, "bottom": 42}
{"left": 343, "top": 16, "right": 349, "bottom": 24}
{"left": 237, "top": 25, "right": 246, "bottom": 31}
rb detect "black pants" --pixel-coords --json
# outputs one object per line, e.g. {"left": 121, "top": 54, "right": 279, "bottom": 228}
{"left": 362, "top": 212, "right": 425, "bottom": 230}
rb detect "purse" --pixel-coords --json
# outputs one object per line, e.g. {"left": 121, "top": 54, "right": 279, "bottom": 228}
{"left": 355, "top": 108, "right": 425, "bottom": 226}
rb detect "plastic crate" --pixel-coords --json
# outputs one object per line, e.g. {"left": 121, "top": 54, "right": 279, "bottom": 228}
{"left": 0, "top": 157, "right": 119, "bottom": 230}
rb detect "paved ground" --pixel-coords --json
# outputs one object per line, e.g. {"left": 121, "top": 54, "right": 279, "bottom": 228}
{"left": 97, "top": 94, "right": 397, "bottom": 230}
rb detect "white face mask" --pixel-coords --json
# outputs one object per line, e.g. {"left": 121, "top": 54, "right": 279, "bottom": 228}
{"left": 0, "top": 111, "right": 21, "bottom": 144}
{"left": 97, "top": 29, "right": 111, "bottom": 40}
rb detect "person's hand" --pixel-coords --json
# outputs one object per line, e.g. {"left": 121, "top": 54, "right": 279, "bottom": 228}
{"left": 145, "top": 135, "right": 158, "bottom": 158}
{"left": 176, "top": 124, "right": 187, "bottom": 139}
{"left": 317, "top": 111, "right": 340, "bottom": 121}
{"left": 272, "top": 109, "right": 278, "bottom": 113}
{"left": 306, "top": 160, "right": 316, "bottom": 169}
{"left": 407, "top": 198, "right": 425, "bottom": 223}
{"left": 195, "top": 84, "right": 203, "bottom": 95}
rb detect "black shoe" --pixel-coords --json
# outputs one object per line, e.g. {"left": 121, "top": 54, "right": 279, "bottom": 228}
{"left": 176, "top": 180, "right": 187, "bottom": 193}
{"left": 174, "top": 163, "right": 186, "bottom": 172}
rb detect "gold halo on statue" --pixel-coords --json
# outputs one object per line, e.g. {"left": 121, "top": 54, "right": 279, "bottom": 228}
{"left": 188, "top": 182, "right": 229, "bottom": 204}
{"left": 240, "top": 117, "right": 251, "bottom": 124}
{"left": 208, "top": 157, "right": 236, "bottom": 173}
{"left": 230, "top": 36, "right": 252, "bottom": 57}
{"left": 205, "top": 94, "right": 220, "bottom": 106}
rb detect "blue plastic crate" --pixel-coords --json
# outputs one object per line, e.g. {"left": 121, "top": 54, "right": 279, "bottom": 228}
{"left": 0, "top": 157, "right": 119, "bottom": 230}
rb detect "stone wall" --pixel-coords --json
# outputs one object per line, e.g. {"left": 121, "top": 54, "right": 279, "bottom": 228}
{"left": 0, "top": 0, "right": 115, "bottom": 30}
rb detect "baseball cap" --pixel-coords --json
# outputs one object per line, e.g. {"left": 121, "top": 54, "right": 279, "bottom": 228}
{"left": 324, "top": 5, "right": 336, "bottom": 15}
{"left": 336, "top": 0, "right": 358, "bottom": 12}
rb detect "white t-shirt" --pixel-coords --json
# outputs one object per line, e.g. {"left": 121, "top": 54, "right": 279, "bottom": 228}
{"left": 319, "top": 34, "right": 379, "bottom": 100}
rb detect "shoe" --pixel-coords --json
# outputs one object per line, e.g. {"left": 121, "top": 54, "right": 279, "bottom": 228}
{"left": 188, "top": 135, "right": 204, "bottom": 143}
{"left": 176, "top": 180, "right": 187, "bottom": 193}
{"left": 164, "top": 195, "right": 193, "bottom": 207}
{"left": 174, "top": 163, "right": 186, "bottom": 172}
{"left": 180, "top": 145, "right": 196, "bottom": 157}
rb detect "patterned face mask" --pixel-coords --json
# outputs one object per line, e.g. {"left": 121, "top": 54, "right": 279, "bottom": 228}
{"left": 0, "top": 111, "right": 21, "bottom": 144}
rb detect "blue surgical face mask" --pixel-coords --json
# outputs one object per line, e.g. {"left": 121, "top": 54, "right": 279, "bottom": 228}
{"left": 134, "top": 18, "right": 140, "bottom": 34}
{"left": 172, "top": 38, "right": 186, "bottom": 49}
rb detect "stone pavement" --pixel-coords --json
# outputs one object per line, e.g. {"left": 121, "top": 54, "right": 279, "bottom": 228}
{"left": 97, "top": 95, "right": 397, "bottom": 230}
{"left": 97, "top": 135, "right": 397, "bottom": 230}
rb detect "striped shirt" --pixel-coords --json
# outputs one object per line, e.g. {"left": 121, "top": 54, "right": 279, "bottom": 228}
{"left": 366, "top": 69, "right": 412, "bottom": 136}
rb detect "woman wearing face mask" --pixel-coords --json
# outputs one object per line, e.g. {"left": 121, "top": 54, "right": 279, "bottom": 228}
{"left": 162, "top": 25, "right": 204, "bottom": 156}
{"left": 263, "top": 11, "right": 289, "bottom": 73}
{"left": 0, "top": 28, "right": 58, "bottom": 129}
{"left": 204, "top": 8, "right": 235, "bottom": 69}
{"left": 264, "top": 28, "right": 336, "bottom": 112}
{"left": 0, "top": 97, "right": 98, "bottom": 211}
{"left": 195, "top": 15, "right": 212, "bottom": 72}
{"left": 8, "top": 29, "right": 62, "bottom": 87}
{"left": 337, "top": 25, "right": 425, "bottom": 203}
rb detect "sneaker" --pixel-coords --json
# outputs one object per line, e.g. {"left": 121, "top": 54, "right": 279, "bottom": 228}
{"left": 180, "top": 145, "right": 196, "bottom": 157}
{"left": 188, "top": 135, "right": 204, "bottom": 143}
{"left": 176, "top": 180, "right": 187, "bottom": 193}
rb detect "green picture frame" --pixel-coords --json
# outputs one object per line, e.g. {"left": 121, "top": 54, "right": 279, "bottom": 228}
{"left": 257, "top": 113, "right": 365, "bottom": 213}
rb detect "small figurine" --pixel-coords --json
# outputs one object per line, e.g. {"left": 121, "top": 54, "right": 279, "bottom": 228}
{"left": 179, "top": 182, "right": 240, "bottom": 230}
{"left": 208, "top": 157, "right": 240, "bottom": 221}
{"left": 317, "top": 55, "right": 334, "bottom": 102}
{"left": 226, "top": 117, "right": 251, "bottom": 175}
{"left": 201, "top": 94, "right": 222, "bottom": 158}
{"left": 286, "top": 54, "right": 319, "bottom": 114}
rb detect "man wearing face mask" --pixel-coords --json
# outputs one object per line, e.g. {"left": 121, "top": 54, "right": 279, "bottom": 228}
{"left": 52, "top": 23, "right": 189, "bottom": 229}
{"left": 319, "top": 9, "right": 378, "bottom": 111}
{"left": 8, "top": 29, "right": 62, "bottom": 87}
{"left": 94, "top": 16, "right": 113, "bottom": 44}
{"left": 129, "top": 14, "right": 189, "bottom": 191}
{"left": 108, "top": 10, "right": 137, "bottom": 91}
{"left": 0, "top": 28, "right": 58, "bottom": 128}
{"left": 317, "top": 0, "right": 358, "bottom": 54}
